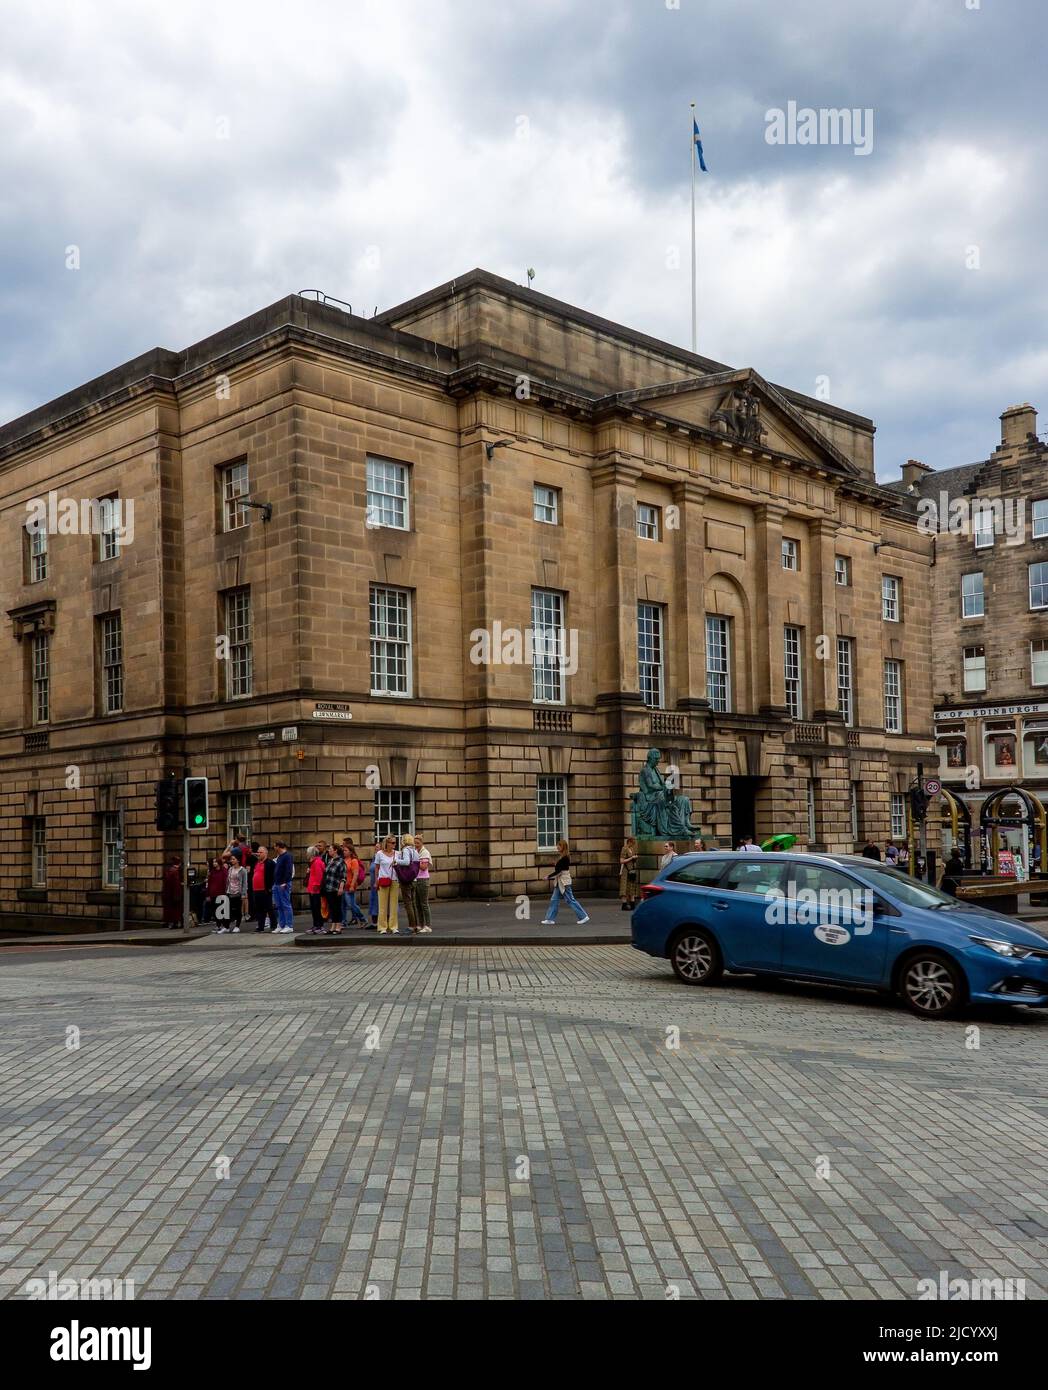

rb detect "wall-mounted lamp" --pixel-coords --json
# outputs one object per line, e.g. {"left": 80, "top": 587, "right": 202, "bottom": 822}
{"left": 485, "top": 438, "right": 515, "bottom": 462}
{"left": 243, "top": 498, "right": 273, "bottom": 523}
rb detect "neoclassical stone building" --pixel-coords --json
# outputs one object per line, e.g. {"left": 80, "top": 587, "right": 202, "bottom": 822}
{"left": 0, "top": 270, "right": 935, "bottom": 926}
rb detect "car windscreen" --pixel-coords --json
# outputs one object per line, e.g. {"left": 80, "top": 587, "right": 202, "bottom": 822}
{"left": 851, "top": 861, "right": 959, "bottom": 909}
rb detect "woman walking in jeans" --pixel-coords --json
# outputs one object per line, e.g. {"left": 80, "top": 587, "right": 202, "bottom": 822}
{"left": 541, "top": 839, "right": 590, "bottom": 926}
{"left": 413, "top": 834, "right": 433, "bottom": 932}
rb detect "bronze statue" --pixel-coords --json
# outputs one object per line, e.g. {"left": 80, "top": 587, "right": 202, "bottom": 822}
{"left": 631, "top": 748, "right": 694, "bottom": 838}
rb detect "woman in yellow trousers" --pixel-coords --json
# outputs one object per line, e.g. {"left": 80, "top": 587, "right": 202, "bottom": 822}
{"left": 374, "top": 835, "right": 400, "bottom": 933}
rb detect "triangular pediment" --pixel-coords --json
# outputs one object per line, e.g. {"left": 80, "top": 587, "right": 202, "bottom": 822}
{"left": 602, "top": 369, "right": 859, "bottom": 476}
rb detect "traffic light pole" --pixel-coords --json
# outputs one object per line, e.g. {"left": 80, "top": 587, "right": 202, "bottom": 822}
{"left": 182, "top": 826, "right": 190, "bottom": 933}
{"left": 917, "top": 761, "right": 929, "bottom": 883}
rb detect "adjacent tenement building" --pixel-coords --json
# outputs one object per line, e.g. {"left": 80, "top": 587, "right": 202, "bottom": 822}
{"left": 896, "top": 404, "right": 1048, "bottom": 869}
{"left": 0, "top": 270, "right": 936, "bottom": 925}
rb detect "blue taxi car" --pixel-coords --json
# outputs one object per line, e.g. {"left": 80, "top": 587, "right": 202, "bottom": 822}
{"left": 631, "top": 851, "right": 1048, "bottom": 1019}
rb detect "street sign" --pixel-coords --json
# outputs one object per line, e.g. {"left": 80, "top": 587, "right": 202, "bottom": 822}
{"left": 924, "top": 778, "right": 942, "bottom": 796}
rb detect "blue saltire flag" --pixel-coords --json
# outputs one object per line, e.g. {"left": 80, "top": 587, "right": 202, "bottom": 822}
{"left": 693, "top": 118, "right": 708, "bottom": 173}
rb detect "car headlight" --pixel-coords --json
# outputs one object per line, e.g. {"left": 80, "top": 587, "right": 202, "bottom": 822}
{"left": 969, "top": 935, "right": 1032, "bottom": 959}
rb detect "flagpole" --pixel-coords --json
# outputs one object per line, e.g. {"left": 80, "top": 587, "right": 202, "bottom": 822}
{"left": 690, "top": 101, "right": 697, "bottom": 353}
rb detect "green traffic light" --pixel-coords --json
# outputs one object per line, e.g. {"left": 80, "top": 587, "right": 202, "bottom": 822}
{"left": 194, "top": 814, "right": 204, "bottom": 825}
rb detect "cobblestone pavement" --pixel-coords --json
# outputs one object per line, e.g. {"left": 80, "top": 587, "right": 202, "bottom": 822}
{"left": 1, "top": 942, "right": 1047, "bottom": 1300}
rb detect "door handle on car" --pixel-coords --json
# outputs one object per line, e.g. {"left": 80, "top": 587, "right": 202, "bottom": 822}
{"left": 713, "top": 900, "right": 730, "bottom": 910}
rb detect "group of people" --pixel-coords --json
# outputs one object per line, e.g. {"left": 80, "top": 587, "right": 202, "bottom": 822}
{"left": 304, "top": 834, "right": 434, "bottom": 936}
{"left": 162, "top": 833, "right": 436, "bottom": 935}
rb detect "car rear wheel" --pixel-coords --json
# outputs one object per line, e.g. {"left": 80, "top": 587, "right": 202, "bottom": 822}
{"left": 899, "top": 952, "right": 966, "bottom": 1020}
{"left": 670, "top": 929, "right": 723, "bottom": 987}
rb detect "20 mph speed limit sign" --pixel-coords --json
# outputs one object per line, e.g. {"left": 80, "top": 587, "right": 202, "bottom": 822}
{"left": 924, "top": 778, "right": 942, "bottom": 796}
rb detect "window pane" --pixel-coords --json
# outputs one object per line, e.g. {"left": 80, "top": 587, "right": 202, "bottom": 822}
{"left": 638, "top": 603, "right": 664, "bottom": 708}
{"left": 1033, "top": 499, "right": 1048, "bottom": 539}
{"left": 366, "top": 457, "right": 409, "bottom": 530}
{"left": 884, "top": 660, "right": 901, "bottom": 733}
{"left": 837, "top": 638, "right": 853, "bottom": 726}
{"left": 226, "top": 589, "right": 253, "bottom": 698}
{"left": 721, "top": 861, "right": 785, "bottom": 896}
{"left": 223, "top": 462, "right": 249, "bottom": 532}
{"left": 1030, "top": 563, "right": 1048, "bottom": 609}
{"left": 961, "top": 572, "right": 984, "bottom": 618}
{"left": 637, "top": 504, "right": 660, "bottom": 541}
{"left": 32, "top": 633, "right": 50, "bottom": 724}
{"left": 705, "top": 616, "right": 731, "bottom": 713}
{"left": 374, "top": 789, "right": 415, "bottom": 842}
{"left": 370, "top": 586, "right": 412, "bottom": 696}
{"left": 536, "top": 775, "right": 567, "bottom": 849}
{"left": 533, "top": 485, "right": 558, "bottom": 525}
{"left": 531, "top": 589, "right": 564, "bottom": 704}
{"left": 668, "top": 860, "right": 728, "bottom": 887}
{"left": 784, "top": 626, "right": 802, "bottom": 719}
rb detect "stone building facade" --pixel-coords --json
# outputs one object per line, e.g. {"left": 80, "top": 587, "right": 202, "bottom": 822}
{"left": 898, "top": 404, "right": 1048, "bottom": 867}
{"left": 0, "top": 270, "right": 935, "bottom": 927}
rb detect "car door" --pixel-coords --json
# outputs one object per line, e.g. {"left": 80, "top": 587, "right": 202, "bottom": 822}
{"left": 704, "top": 858, "right": 787, "bottom": 969}
{"left": 783, "top": 862, "right": 890, "bottom": 984}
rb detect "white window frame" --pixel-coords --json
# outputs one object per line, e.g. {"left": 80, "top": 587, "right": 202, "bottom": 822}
{"left": 961, "top": 571, "right": 984, "bottom": 619}
{"left": 973, "top": 506, "right": 995, "bottom": 549}
{"left": 227, "top": 792, "right": 252, "bottom": 841}
{"left": 1032, "top": 640, "right": 1048, "bottom": 687}
{"left": 807, "top": 782, "right": 817, "bottom": 843}
{"left": 532, "top": 484, "right": 559, "bottom": 526}
{"left": 705, "top": 616, "right": 731, "bottom": 714}
{"left": 536, "top": 775, "right": 567, "bottom": 851}
{"left": 784, "top": 625, "right": 803, "bottom": 719}
{"left": 100, "top": 612, "right": 123, "bottom": 715}
{"left": 31, "top": 817, "right": 47, "bottom": 888}
{"left": 834, "top": 556, "right": 849, "bottom": 587}
{"left": 32, "top": 632, "right": 50, "bottom": 725}
{"left": 369, "top": 585, "right": 413, "bottom": 698}
{"left": 221, "top": 461, "right": 250, "bottom": 533}
{"left": 28, "top": 527, "right": 48, "bottom": 583}
{"left": 1033, "top": 499, "right": 1048, "bottom": 540}
{"left": 890, "top": 793, "right": 906, "bottom": 841}
{"left": 374, "top": 789, "right": 415, "bottom": 843}
{"left": 531, "top": 588, "right": 566, "bottom": 705}
{"left": 638, "top": 602, "right": 665, "bottom": 709}
{"left": 101, "top": 812, "right": 122, "bottom": 889}
{"left": 225, "top": 588, "right": 253, "bottom": 699}
{"left": 883, "top": 659, "right": 902, "bottom": 734}
{"left": 963, "top": 645, "right": 986, "bottom": 693}
{"left": 781, "top": 538, "right": 798, "bottom": 571}
{"left": 850, "top": 782, "right": 860, "bottom": 840}
{"left": 837, "top": 637, "right": 854, "bottom": 727}
{"left": 366, "top": 456, "right": 410, "bottom": 531}
{"left": 636, "top": 503, "right": 661, "bottom": 542}
{"left": 97, "top": 496, "right": 121, "bottom": 561}
{"left": 882, "top": 575, "right": 900, "bottom": 622}
{"left": 1030, "top": 563, "right": 1048, "bottom": 610}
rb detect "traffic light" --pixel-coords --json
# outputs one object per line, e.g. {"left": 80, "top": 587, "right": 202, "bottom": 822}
{"left": 184, "top": 777, "right": 209, "bottom": 831}
{"left": 909, "top": 784, "right": 929, "bottom": 823}
{"left": 155, "top": 776, "right": 180, "bottom": 831}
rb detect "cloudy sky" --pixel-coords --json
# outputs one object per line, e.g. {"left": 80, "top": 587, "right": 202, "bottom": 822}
{"left": 2, "top": 0, "right": 1044, "bottom": 476}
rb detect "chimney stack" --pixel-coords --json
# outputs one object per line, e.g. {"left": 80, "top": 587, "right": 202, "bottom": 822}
{"left": 1001, "top": 403, "right": 1037, "bottom": 448}
{"left": 901, "top": 458, "right": 932, "bottom": 489}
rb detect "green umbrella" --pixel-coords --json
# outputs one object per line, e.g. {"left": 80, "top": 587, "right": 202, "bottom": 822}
{"left": 761, "top": 833, "right": 798, "bottom": 852}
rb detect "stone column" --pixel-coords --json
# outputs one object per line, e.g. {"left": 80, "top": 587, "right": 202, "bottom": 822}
{"left": 809, "top": 517, "right": 840, "bottom": 721}
{"left": 671, "top": 479, "right": 710, "bottom": 713}
{"left": 755, "top": 503, "right": 788, "bottom": 715}
{"left": 592, "top": 455, "right": 642, "bottom": 705}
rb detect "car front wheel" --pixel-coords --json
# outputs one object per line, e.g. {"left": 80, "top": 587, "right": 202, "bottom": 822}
{"left": 899, "top": 952, "right": 966, "bottom": 1020}
{"left": 670, "top": 929, "right": 723, "bottom": 987}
